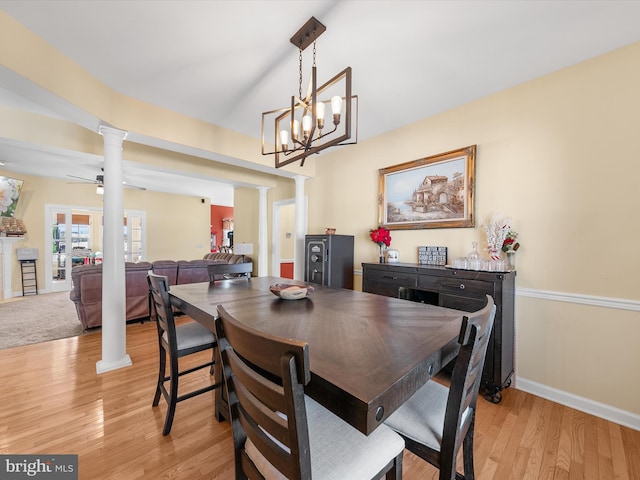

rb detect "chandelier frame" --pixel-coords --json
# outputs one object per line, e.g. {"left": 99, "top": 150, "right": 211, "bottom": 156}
{"left": 261, "top": 17, "right": 358, "bottom": 168}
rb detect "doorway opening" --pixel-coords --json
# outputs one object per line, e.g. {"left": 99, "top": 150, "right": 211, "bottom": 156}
{"left": 272, "top": 197, "right": 306, "bottom": 279}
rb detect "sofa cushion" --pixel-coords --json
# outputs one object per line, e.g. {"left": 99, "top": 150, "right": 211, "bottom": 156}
{"left": 69, "top": 264, "right": 103, "bottom": 329}
{"left": 176, "top": 259, "right": 219, "bottom": 284}
{"left": 151, "top": 260, "right": 178, "bottom": 285}
{"left": 124, "top": 262, "right": 153, "bottom": 321}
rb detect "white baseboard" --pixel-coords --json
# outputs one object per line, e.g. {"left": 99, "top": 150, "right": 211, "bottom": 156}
{"left": 516, "top": 377, "right": 640, "bottom": 431}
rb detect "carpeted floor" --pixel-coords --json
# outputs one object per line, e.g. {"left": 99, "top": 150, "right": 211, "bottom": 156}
{"left": 0, "top": 291, "right": 94, "bottom": 350}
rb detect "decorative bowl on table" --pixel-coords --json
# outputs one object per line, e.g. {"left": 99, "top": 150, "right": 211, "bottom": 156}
{"left": 269, "top": 283, "right": 314, "bottom": 300}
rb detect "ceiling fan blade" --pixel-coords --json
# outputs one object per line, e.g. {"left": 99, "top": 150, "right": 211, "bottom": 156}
{"left": 67, "top": 174, "right": 98, "bottom": 184}
{"left": 124, "top": 183, "right": 146, "bottom": 191}
{"left": 67, "top": 173, "right": 146, "bottom": 191}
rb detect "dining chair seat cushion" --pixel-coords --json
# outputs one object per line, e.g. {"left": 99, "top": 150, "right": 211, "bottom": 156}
{"left": 245, "top": 395, "right": 405, "bottom": 480}
{"left": 162, "top": 321, "right": 215, "bottom": 351}
{"left": 384, "top": 380, "right": 471, "bottom": 451}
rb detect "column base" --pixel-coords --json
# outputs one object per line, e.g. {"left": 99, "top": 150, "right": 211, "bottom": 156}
{"left": 96, "top": 354, "right": 132, "bottom": 374}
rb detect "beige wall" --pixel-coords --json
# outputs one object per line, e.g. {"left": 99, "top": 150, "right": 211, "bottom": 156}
{"left": 305, "top": 42, "right": 640, "bottom": 417}
{"left": 2, "top": 169, "right": 211, "bottom": 293}
{"left": 232, "top": 187, "right": 259, "bottom": 263}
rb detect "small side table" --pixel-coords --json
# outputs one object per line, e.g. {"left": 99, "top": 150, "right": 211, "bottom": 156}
{"left": 20, "top": 259, "right": 38, "bottom": 296}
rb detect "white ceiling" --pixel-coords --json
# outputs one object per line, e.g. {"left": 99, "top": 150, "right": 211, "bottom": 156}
{"left": 1, "top": 0, "right": 640, "bottom": 203}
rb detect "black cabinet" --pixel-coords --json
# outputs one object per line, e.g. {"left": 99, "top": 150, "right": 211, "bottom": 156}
{"left": 362, "top": 262, "right": 515, "bottom": 402}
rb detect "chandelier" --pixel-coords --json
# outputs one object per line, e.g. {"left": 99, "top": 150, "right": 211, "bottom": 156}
{"left": 261, "top": 17, "right": 358, "bottom": 168}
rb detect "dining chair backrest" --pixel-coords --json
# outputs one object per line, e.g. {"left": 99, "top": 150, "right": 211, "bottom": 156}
{"left": 441, "top": 294, "right": 496, "bottom": 478}
{"left": 207, "top": 262, "right": 253, "bottom": 283}
{"left": 147, "top": 271, "right": 178, "bottom": 351}
{"left": 215, "top": 305, "right": 311, "bottom": 480}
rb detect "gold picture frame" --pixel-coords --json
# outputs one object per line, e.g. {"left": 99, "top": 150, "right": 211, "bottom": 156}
{"left": 378, "top": 145, "right": 476, "bottom": 230}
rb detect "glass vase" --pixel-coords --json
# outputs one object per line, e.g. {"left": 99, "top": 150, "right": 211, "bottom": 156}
{"left": 488, "top": 248, "right": 502, "bottom": 261}
{"left": 506, "top": 250, "right": 516, "bottom": 269}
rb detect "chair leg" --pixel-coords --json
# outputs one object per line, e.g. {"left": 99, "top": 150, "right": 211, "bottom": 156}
{"left": 385, "top": 452, "right": 403, "bottom": 480}
{"left": 162, "top": 354, "right": 180, "bottom": 436}
{"left": 462, "top": 427, "right": 475, "bottom": 480}
{"left": 152, "top": 345, "right": 166, "bottom": 407}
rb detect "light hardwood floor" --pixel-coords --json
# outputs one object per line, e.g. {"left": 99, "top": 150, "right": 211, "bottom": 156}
{"left": 1, "top": 319, "right": 639, "bottom": 479}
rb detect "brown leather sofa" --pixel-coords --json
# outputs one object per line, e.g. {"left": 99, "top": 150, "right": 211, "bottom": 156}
{"left": 70, "top": 254, "right": 251, "bottom": 329}
{"left": 202, "top": 252, "right": 252, "bottom": 280}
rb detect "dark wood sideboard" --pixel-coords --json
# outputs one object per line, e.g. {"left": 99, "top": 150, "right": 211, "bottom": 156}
{"left": 362, "top": 262, "right": 516, "bottom": 403}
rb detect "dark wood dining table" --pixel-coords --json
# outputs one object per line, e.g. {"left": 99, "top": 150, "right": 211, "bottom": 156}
{"left": 168, "top": 276, "right": 465, "bottom": 435}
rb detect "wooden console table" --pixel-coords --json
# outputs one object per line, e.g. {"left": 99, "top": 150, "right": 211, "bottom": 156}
{"left": 362, "top": 262, "right": 515, "bottom": 403}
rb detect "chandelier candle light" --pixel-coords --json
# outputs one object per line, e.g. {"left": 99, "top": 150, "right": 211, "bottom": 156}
{"left": 262, "top": 17, "right": 358, "bottom": 168}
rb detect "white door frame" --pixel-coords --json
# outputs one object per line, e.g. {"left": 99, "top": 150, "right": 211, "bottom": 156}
{"left": 272, "top": 197, "right": 307, "bottom": 278}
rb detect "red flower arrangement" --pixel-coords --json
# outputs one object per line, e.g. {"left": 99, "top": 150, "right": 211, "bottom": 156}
{"left": 370, "top": 226, "right": 392, "bottom": 248}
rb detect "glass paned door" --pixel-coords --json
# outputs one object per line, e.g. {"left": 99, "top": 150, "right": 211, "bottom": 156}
{"left": 124, "top": 212, "right": 145, "bottom": 262}
{"left": 49, "top": 207, "right": 72, "bottom": 292}
{"left": 47, "top": 207, "right": 100, "bottom": 292}
{"left": 45, "top": 206, "right": 145, "bottom": 292}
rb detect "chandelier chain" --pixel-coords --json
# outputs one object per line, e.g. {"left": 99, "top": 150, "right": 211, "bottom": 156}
{"left": 313, "top": 40, "right": 317, "bottom": 67}
{"left": 298, "top": 47, "right": 303, "bottom": 100}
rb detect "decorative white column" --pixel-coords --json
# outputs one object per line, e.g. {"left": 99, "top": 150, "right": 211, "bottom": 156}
{"left": 257, "top": 186, "right": 269, "bottom": 277}
{"left": 0, "top": 237, "right": 22, "bottom": 299}
{"left": 293, "top": 175, "right": 307, "bottom": 281}
{"left": 96, "top": 126, "right": 132, "bottom": 374}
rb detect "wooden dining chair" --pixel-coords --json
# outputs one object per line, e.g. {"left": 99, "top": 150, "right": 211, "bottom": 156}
{"left": 147, "top": 271, "right": 220, "bottom": 436}
{"left": 215, "top": 305, "right": 405, "bottom": 480}
{"left": 384, "top": 295, "right": 496, "bottom": 480}
{"left": 207, "top": 262, "right": 252, "bottom": 283}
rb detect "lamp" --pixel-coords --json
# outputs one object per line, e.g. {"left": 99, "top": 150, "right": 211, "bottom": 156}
{"left": 96, "top": 184, "right": 104, "bottom": 195}
{"left": 233, "top": 243, "right": 253, "bottom": 262}
{"left": 262, "top": 17, "right": 358, "bottom": 168}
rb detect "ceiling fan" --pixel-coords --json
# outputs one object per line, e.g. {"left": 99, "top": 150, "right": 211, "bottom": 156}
{"left": 67, "top": 173, "right": 146, "bottom": 191}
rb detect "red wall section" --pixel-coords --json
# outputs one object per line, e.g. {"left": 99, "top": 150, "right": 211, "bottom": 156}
{"left": 210, "top": 205, "right": 233, "bottom": 251}
{"left": 280, "top": 262, "right": 294, "bottom": 279}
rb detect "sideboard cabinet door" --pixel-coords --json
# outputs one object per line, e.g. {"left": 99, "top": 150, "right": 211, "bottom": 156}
{"left": 361, "top": 263, "right": 418, "bottom": 298}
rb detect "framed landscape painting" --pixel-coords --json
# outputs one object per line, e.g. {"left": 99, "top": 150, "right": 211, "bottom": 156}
{"left": 378, "top": 145, "right": 476, "bottom": 230}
